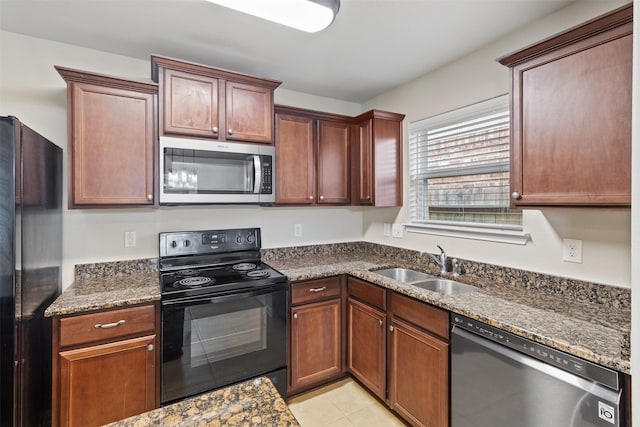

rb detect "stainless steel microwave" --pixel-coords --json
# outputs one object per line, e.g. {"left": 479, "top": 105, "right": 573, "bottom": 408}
{"left": 159, "top": 136, "right": 275, "bottom": 205}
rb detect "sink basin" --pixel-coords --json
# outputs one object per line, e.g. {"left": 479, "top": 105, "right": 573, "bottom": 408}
{"left": 412, "top": 279, "right": 478, "bottom": 295}
{"left": 372, "top": 268, "right": 436, "bottom": 283}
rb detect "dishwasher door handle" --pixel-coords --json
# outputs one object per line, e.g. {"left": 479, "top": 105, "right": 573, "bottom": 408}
{"left": 451, "top": 325, "right": 621, "bottom": 403}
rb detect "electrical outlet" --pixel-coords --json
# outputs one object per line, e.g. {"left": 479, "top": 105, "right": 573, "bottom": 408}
{"left": 124, "top": 231, "right": 136, "bottom": 248}
{"left": 391, "top": 224, "right": 403, "bottom": 238}
{"left": 383, "top": 223, "right": 391, "bottom": 237}
{"left": 562, "top": 238, "right": 582, "bottom": 263}
{"left": 294, "top": 224, "right": 302, "bottom": 237}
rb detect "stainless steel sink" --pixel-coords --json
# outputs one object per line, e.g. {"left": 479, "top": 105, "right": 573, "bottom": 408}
{"left": 412, "top": 279, "right": 478, "bottom": 295}
{"left": 371, "top": 268, "right": 436, "bottom": 283}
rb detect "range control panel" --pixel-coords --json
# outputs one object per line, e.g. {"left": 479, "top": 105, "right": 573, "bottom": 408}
{"left": 452, "top": 314, "right": 620, "bottom": 391}
{"left": 160, "top": 228, "right": 261, "bottom": 257}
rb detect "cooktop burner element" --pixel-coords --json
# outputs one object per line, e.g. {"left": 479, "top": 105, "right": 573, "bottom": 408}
{"left": 175, "top": 277, "right": 213, "bottom": 287}
{"left": 159, "top": 228, "right": 288, "bottom": 300}
{"left": 246, "top": 270, "right": 270, "bottom": 279}
{"left": 232, "top": 263, "right": 257, "bottom": 272}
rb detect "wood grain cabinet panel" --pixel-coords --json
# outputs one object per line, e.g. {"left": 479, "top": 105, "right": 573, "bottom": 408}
{"left": 56, "top": 66, "right": 157, "bottom": 207}
{"left": 498, "top": 4, "right": 633, "bottom": 207}
{"left": 352, "top": 110, "right": 405, "bottom": 207}
{"left": 275, "top": 105, "right": 351, "bottom": 205}
{"left": 274, "top": 113, "right": 315, "bottom": 204}
{"left": 388, "top": 318, "right": 449, "bottom": 427}
{"left": 152, "top": 55, "right": 280, "bottom": 144}
{"left": 52, "top": 303, "right": 160, "bottom": 427}
{"left": 347, "top": 297, "right": 386, "bottom": 399}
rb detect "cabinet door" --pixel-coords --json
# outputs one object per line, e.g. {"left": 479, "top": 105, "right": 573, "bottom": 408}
{"left": 226, "top": 81, "right": 273, "bottom": 143}
{"left": 355, "top": 119, "right": 373, "bottom": 205}
{"left": 70, "top": 83, "right": 155, "bottom": 206}
{"left": 275, "top": 113, "right": 315, "bottom": 204}
{"left": 317, "top": 120, "right": 350, "bottom": 204}
{"left": 162, "top": 68, "right": 219, "bottom": 138}
{"left": 389, "top": 318, "right": 448, "bottom": 427}
{"left": 347, "top": 297, "right": 385, "bottom": 399}
{"left": 58, "top": 334, "right": 157, "bottom": 427}
{"left": 290, "top": 299, "right": 342, "bottom": 392}
{"left": 511, "top": 30, "right": 632, "bottom": 207}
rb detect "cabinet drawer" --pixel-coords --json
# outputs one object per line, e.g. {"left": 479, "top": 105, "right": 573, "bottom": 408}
{"left": 291, "top": 277, "right": 341, "bottom": 305}
{"left": 59, "top": 304, "right": 156, "bottom": 348}
{"left": 390, "top": 293, "right": 449, "bottom": 340}
{"left": 348, "top": 277, "right": 386, "bottom": 310}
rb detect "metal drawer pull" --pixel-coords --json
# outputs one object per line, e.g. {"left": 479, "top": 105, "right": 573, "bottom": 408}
{"left": 379, "top": 319, "right": 383, "bottom": 327}
{"left": 94, "top": 320, "right": 126, "bottom": 329}
{"left": 309, "top": 287, "right": 327, "bottom": 293}
{"left": 389, "top": 325, "right": 394, "bottom": 332}
{"left": 293, "top": 313, "right": 298, "bottom": 319}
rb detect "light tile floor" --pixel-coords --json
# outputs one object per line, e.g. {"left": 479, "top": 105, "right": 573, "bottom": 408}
{"left": 288, "top": 379, "right": 406, "bottom": 427}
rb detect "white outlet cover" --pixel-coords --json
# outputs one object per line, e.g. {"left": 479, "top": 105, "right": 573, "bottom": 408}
{"left": 562, "top": 238, "right": 582, "bottom": 263}
{"left": 294, "top": 224, "right": 302, "bottom": 237}
{"left": 391, "top": 224, "right": 403, "bottom": 238}
{"left": 124, "top": 231, "right": 136, "bottom": 248}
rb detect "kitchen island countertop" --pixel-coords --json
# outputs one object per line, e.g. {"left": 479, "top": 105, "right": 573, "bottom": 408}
{"left": 104, "top": 376, "right": 299, "bottom": 427}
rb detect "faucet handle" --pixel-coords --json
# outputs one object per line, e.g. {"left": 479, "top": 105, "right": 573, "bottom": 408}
{"left": 437, "top": 244, "right": 445, "bottom": 254}
{"left": 452, "top": 258, "right": 460, "bottom": 277}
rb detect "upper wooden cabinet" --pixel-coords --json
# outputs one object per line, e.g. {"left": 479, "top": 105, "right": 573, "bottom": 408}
{"left": 498, "top": 4, "right": 633, "bottom": 208}
{"left": 352, "top": 110, "right": 405, "bottom": 207}
{"left": 275, "top": 105, "right": 351, "bottom": 205}
{"left": 56, "top": 66, "right": 157, "bottom": 208}
{"left": 152, "top": 55, "right": 281, "bottom": 144}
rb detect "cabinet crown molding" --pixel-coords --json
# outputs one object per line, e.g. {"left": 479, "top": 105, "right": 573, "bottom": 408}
{"left": 497, "top": 2, "right": 632, "bottom": 67}
{"left": 55, "top": 65, "right": 158, "bottom": 94}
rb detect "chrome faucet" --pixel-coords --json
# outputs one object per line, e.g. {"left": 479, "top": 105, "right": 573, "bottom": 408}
{"left": 427, "top": 245, "right": 448, "bottom": 275}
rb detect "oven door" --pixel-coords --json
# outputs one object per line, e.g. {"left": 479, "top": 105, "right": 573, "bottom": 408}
{"left": 161, "top": 285, "right": 287, "bottom": 404}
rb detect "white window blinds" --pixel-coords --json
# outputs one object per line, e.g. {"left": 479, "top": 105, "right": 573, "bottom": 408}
{"left": 409, "top": 95, "right": 521, "bottom": 226}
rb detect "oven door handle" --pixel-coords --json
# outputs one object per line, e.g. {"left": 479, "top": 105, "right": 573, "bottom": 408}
{"left": 162, "top": 285, "right": 284, "bottom": 307}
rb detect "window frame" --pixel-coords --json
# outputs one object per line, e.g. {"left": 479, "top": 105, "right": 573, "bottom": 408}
{"left": 406, "top": 95, "right": 530, "bottom": 245}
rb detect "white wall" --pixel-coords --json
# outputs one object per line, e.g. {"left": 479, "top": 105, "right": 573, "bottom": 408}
{"left": 361, "top": 0, "right": 632, "bottom": 288}
{"left": 0, "top": 31, "right": 364, "bottom": 288}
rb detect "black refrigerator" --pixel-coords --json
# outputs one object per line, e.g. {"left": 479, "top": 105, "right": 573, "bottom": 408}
{"left": 0, "top": 116, "right": 62, "bottom": 427}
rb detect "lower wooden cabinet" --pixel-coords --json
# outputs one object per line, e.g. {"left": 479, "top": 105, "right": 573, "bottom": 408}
{"left": 53, "top": 303, "right": 159, "bottom": 427}
{"left": 347, "top": 276, "right": 450, "bottom": 427}
{"left": 388, "top": 318, "right": 449, "bottom": 427}
{"left": 288, "top": 277, "right": 345, "bottom": 395}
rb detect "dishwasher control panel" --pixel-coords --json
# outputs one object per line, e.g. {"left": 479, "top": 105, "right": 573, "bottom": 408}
{"left": 451, "top": 314, "right": 620, "bottom": 391}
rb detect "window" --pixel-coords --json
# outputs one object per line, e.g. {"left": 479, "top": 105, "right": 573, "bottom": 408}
{"left": 408, "top": 96, "right": 528, "bottom": 244}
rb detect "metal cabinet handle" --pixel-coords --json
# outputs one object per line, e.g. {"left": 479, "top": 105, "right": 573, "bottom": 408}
{"left": 212, "top": 126, "right": 219, "bottom": 133}
{"left": 309, "top": 287, "right": 326, "bottom": 293}
{"left": 228, "top": 128, "right": 234, "bottom": 135}
{"left": 293, "top": 313, "right": 298, "bottom": 319}
{"left": 378, "top": 319, "right": 383, "bottom": 327}
{"left": 389, "top": 325, "right": 394, "bottom": 332}
{"left": 319, "top": 195, "right": 324, "bottom": 201}
{"left": 309, "top": 196, "right": 314, "bottom": 200}
{"left": 94, "top": 319, "right": 125, "bottom": 329}
{"left": 511, "top": 191, "right": 522, "bottom": 200}
{"left": 147, "top": 194, "right": 153, "bottom": 201}
{"left": 147, "top": 344, "right": 154, "bottom": 352}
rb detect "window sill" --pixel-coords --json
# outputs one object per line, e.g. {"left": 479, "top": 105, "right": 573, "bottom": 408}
{"left": 405, "top": 222, "right": 530, "bottom": 245}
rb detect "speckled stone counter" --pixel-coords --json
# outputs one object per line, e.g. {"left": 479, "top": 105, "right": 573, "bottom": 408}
{"left": 104, "top": 376, "right": 299, "bottom": 427}
{"left": 44, "top": 259, "right": 160, "bottom": 317}
{"left": 263, "top": 242, "right": 631, "bottom": 374}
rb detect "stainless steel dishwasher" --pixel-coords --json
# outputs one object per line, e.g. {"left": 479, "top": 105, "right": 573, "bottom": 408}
{"left": 451, "top": 315, "right": 629, "bottom": 427}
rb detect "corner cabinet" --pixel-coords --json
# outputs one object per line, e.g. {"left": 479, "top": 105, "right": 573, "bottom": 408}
{"left": 152, "top": 55, "right": 281, "bottom": 144}
{"left": 275, "top": 106, "right": 351, "bottom": 205}
{"left": 498, "top": 4, "right": 633, "bottom": 208}
{"left": 288, "top": 277, "right": 346, "bottom": 395}
{"left": 52, "top": 304, "right": 160, "bottom": 427}
{"left": 56, "top": 66, "right": 157, "bottom": 207}
{"left": 352, "top": 110, "right": 405, "bottom": 206}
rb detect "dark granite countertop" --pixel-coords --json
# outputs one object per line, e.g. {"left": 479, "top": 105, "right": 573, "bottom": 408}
{"left": 44, "top": 259, "right": 160, "bottom": 317}
{"left": 104, "top": 376, "right": 299, "bottom": 427}
{"left": 265, "top": 247, "right": 630, "bottom": 374}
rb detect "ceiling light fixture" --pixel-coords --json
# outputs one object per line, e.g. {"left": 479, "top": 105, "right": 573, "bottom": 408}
{"left": 206, "top": 0, "right": 340, "bottom": 33}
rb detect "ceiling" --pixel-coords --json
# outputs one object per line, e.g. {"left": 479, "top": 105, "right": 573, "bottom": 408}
{"left": 0, "top": 0, "right": 576, "bottom": 103}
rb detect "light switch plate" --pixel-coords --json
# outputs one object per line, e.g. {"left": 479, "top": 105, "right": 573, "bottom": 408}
{"left": 294, "top": 224, "right": 302, "bottom": 237}
{"left": 383, "top": 223, "right": 391, "bottom": 237}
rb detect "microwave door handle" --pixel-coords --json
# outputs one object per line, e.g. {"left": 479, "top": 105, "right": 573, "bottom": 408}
{"left": 253, "top": 155, "right": 262, "bottom": 194}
